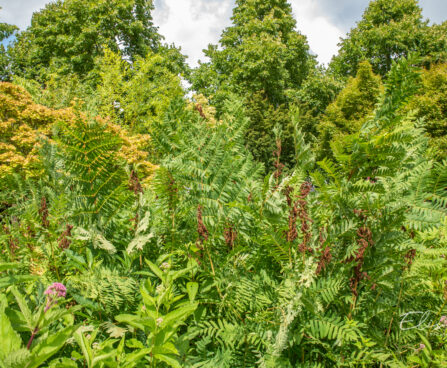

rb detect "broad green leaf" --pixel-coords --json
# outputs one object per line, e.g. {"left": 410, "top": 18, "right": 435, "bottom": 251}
{"left": 152, "top": 342, "right": 179, "bottom": 356}
{"left": 145, "top": 260, "right": 164, "bottom": 280}
{"left": 122, "top": 348, "right": 152, "bottom": 365}
{"left": 153, "top": 353, "right": 181, "bottom": 368}
{"left": 186, "top": 282, "right": 198, "bottom": 302}
{"left": 115, "top": 314, "right": 146, "bottom": 331}
{"left": 47, "top": 357, "right": 78, "bottom": 367}
{"left": 0, "top": 312, "right": 22, "bottom": 360}
{"left": 91, "top": 351, "right": 116, "bottom": 366}
{"left": 161, "top": 303, "right": 197, "bottom": 328}
{"left": 73, "top": 329, "right": 93, "bottom": 367}
{"left": 26, "top": 325, "right": 78, "bottom": 368}
{"left": 126, "top": 339, "right": 145, "bottom": 349}
{"left": 11, "top": 287, "right": 33, "bottom": 329}
{"left": 141, "top": 286, "right": 156, "bottom": 307}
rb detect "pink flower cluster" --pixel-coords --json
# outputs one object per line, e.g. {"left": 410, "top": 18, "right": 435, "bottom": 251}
{"left": 44, "top": 282, "right": 66, "bottom": 312}
{"left": 44, "top": 282, "right": 67, "bottom": 298}
{"left": 441, "top": 315, "right": 447, "bottom": 327}
{"left": 27, "top": 282, "right": 67, "bottom": 350}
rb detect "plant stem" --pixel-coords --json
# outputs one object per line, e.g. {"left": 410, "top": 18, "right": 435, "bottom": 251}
{"left": 26, "top": 326, "right": 39, "bottom": 350}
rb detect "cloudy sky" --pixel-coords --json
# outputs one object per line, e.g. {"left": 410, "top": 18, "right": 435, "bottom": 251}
{"left": 1, "top": 0, "right": 446, "bottom": 66}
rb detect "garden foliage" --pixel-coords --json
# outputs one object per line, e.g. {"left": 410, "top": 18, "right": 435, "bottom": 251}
{"left": 1, "top": 0, "right": 447, "bottom": 367}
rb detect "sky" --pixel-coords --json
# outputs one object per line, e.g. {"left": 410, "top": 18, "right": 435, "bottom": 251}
{"left": 1, "top": 0, "right": 446, "bottom": 67}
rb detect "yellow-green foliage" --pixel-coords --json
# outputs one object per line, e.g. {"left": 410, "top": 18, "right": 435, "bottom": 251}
{"left": 97, "top": 48, "right": 184, "bottom": 133}
{"left": 186, "top": 94, "right": 218, "bottom": 125}
{"left": 317, "top": 61, "right": 383, "bottom": 158}
{"left": 0, "top": 82, "right": 72, "bottom": 177}
{"left": 0, "top": 82, "right": 155, "bottom": 179}
{"left": 405, "top": 63, "right": 447, "bottom": 159}
{"left": 13, "top": 73, "right": 96, "bottom": 110}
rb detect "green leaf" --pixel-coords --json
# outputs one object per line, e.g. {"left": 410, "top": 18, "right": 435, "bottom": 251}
{"left": 186, "top": 282, "right": 198, "bottom": 302}
{"left": 126, "top": 338, "right": 145, "bottom": 349}
{"left": 47, "top": 357, "right": 78, "bottom": 367}
{"left": 141, "top": 286, "right": 156, "bottom": 307}
{"left": 122, "top": 348, "right": 152, "bottom": 365}
{"left": 153, "top": 353, "right": 181, "bottom": 368}
{"left": 115, "top": 314, "right": 147, "bottom": 331}
{"left": 11, "top": 287, "right": 33, "bottom": 329}
{"left": 161, "top": 303, "right": 197, "bottom": 328}
{"left": 73, "top": 329, "right": 93, "bottom": 367}
{"left": 0, "top": 312, "right": 23, "bottom": 360}
{"left": 152, "top": 342, "right": 179, "bottom": 356}
{"left": 26, "top": 325, "right": 78, "bottom": 368}
{"left": 145, "top": 260, "right": 164, "bottom": 280}
{"left": 0, "top": 275, "right": 38, "bottom": 290}
{"left": 0, "top": 263, "right": 18, "bottom": 272}
{"left": 91, "top": 351, "right": 116, "bottom": 366}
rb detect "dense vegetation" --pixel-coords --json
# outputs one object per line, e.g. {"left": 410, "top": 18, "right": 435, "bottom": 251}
{"left": 1, "top": 0, "right": 447, "bottom": 367}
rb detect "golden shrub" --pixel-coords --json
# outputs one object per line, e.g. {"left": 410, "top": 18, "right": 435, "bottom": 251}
{"left": 0, "top": 82, "right": 156, "bottom": 180}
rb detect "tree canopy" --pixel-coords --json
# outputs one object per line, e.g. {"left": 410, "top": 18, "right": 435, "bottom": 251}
{"left": 0, "top": 9, "right": 18, "bottom": 81}
{"left": 330, "top": 0, "right": 447, "bottom": 77}
{"left": 190, "top": 0, "right": 315, "bottom": 168}
{"left": 7, "top": 0, "right": 164, "bottom": 81}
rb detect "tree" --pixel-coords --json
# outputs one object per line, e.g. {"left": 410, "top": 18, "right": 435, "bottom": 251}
{"left": 291, "top": 68, "right": 344, "bottom": 141}
{"left": 8, "top": 0, "right": 163, "bottom": 81}
{"left": 405, "top": 63, "right": 447, "bottom": 160}
{"left": 317, "top": 61, "right": 383, "bottom": 158}
{"left": 330, "top": 0, "right": 447, "bottom": 77}
{"left": 97, "top": 49, "right": 184, "bottom": 133}
{"left": 0, "top": 8, "right": 18, "bottom": 81}
{"left": 190, "top": 0, "right": 315, "bottom": 169}
{"left": 0, "top": 14, "right": 17, "bottom": 42}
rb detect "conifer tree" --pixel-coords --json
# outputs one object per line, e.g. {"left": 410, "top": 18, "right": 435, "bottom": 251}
{"left": 292, "top": 68, "right": 344, "bottom": 142}
{"left": 405, "top": 63, "right": 447, "bottom": 159}
{"left": 190, "top": 0, "right": 315, "bottom": 169}
{"left": 317, "top": 61, "right": 383, "bottom": 158}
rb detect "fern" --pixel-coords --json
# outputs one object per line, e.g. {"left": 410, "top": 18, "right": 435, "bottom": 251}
{"left": 67, "top": 266, "right": 139, "bottom": 315}
{"left": 54, "top": 113, "right": 135, "bottom": 229}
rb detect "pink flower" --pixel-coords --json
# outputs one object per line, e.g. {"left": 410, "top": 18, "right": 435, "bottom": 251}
{"left": 44, "top": 283, "right": 66, "bottom": 312}
{"left": 440, "top": 316, "right": 447, "bottom": 327}
{"left": 419, "top": 343, "right": 425, "bottom": 350}
{"left": 44, "top": 282, "right": 66, "bottom": 298}
{"left": 27, "top": 282, "right": 67, "bottom": 350}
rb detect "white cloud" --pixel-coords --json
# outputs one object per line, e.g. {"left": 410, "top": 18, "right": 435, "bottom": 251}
{"left": 0, "top": 0, "right": 51, "bottom": 29}
{"left": 154, "top": 0, "right": 344, "bottom": 67}
{"left": 153, "top": 0, "right": 233, "bottom": 67}
{"left": 290, "top": 0, "right": 344, "bottom": 66}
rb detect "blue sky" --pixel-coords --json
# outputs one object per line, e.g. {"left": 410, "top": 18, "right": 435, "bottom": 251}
{"left": 1, "top": 0, "right": 446, "bottom": 66}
